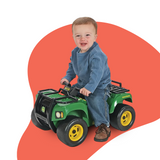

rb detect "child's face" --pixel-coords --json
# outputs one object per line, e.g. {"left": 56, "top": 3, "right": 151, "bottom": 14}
{"left": 72, "top": 24, "right": 97, "bottom": 53}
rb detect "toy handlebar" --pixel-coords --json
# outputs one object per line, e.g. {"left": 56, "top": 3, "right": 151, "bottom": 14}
{"left": 62, "top": 81, "right": 80, "bottom": 97}
{"left": 62, "top": 81, "right": 71, "bottom": 87}
{"left": 62, "top": 81, "right": 68, "bottom": 86}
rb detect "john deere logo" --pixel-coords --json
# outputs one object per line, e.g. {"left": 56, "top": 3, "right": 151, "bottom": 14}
{"left": 41, "top": 106, "right": 45, "bottom": 113}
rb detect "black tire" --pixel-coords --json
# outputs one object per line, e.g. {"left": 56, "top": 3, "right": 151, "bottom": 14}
{"left": 31, "top": 108, "right": 50, "bottom": 130}
{"left": 110, "top": 104, "right": 135, "bottom": 131}
{"left": 57, "top": 116, "right": 88, "bottom": 147}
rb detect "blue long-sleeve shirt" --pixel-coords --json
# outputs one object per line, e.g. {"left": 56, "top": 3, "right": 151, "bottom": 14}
{"left": 63, "top": 42, "right": 111, "bottom": 93}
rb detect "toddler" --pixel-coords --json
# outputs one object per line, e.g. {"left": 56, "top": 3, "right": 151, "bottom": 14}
{"left": 60, "top": 17, "right": 111, "bottom": 142}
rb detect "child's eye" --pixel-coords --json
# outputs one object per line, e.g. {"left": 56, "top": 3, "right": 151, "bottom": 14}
{"left": 76, "top": 35, "right": 80, "bottom": 38}
{"left": 86, "top": 34, "right": 90, "bottom": 37}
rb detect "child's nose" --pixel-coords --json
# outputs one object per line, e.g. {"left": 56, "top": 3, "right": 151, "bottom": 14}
{"left": 81, "top": 36, "right": 85, "bottom": 40}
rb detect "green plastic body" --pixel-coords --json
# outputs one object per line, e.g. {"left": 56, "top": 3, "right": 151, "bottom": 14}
{"left": 39, "top": 90, "right": 132, "bottom": 128}
{"left": 108, "top": 92, "right": 132, "bottom": 114}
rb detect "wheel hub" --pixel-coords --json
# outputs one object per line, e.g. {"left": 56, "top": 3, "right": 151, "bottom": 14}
{"left": 121, "top": 111, "right": 132, "bottom": 126}
{"left": 69, "top": 124, "right": 83, "bottom": 141}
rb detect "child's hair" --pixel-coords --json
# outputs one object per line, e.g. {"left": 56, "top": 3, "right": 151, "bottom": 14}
{"left": 72, "top": 17, "right": 97, "bottom": 34}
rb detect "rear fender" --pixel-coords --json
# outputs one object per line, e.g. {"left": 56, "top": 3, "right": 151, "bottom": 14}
{"left": 109, "top": 93, "right": 132, "bottom": 114}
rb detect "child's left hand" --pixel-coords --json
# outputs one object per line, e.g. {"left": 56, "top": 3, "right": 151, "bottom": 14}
{"left": 80, "top": 88, "right": 91, "bottom": 97}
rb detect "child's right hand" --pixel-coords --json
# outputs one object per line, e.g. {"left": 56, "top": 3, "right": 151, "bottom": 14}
{"left": 80, "top": 87, "right": 91, "bottom": 97}
{"left": 60, "top": 78, "right": 69, "bottom": 85}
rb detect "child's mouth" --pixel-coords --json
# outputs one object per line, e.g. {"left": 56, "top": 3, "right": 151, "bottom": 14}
{"left": 80, "top": 43, "right": 87, "bottom": 47}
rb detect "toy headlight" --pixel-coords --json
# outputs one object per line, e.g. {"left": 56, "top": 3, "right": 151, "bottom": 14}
{"left": 55, "top": 111, "right": 63, "bottom": 119}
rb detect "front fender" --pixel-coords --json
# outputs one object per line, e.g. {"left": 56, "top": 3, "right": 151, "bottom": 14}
{"left": 51, "top": 101, "right": 90, "bottom": 125}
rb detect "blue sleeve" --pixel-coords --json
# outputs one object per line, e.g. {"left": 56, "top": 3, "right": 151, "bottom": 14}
{"left": 84, "top": 56, "right": 105, "bottom": 93}
{"left": 63, "top": 56, "right": 76, "bottom": 82}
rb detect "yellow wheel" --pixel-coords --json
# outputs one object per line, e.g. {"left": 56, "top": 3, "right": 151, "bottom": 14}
{"left": 57, "top": 116, "right": 88, "bottom": 147}
{"left": 69, "top": 124, "right": 83, "bottom": 141}
{"left": 110, "top": 104, "right": 135, "bottom": 131}
{"left": 121, "top": 111, "right": 132, "bottom": 126}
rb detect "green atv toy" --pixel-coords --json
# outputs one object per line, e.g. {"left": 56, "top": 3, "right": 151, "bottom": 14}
{"left": 31, "top": 80, "right": 135, "bottom": 147}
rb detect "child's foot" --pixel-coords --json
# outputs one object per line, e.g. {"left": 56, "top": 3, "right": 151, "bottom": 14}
{"left": 94, "top": 124, "right": 111, "bottom": 142}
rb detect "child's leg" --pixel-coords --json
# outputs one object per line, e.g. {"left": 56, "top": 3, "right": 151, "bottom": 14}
{"left": 85, "top": 87, "right": 110, "bottom": 127}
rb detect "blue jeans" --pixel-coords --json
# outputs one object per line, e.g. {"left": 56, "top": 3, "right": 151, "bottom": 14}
{"left": 85, "top": 86, "right": 111, "bottom": 127}
{"left": 72, "top": 84, "right": 111, "bottom": 127}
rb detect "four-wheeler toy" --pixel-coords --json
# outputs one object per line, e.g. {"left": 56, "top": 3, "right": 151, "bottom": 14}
{"left": 31, "top": 80, "right": 135, "bottom": 147}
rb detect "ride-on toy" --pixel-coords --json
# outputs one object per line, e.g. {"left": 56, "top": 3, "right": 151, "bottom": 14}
{"left": 31, "top": 80, "right": 135, "bottom": 147}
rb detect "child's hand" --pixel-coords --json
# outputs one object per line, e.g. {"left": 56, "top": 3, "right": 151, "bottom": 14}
{"left": 60, "top": 78, "right": 69, "bottom": 85}
{"left": 80, "top": 88, "right": 91, "bottom": 97}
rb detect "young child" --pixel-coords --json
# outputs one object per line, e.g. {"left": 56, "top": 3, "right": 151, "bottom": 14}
{"left": 60, "top": 17, "right": 111, "bottom": 142}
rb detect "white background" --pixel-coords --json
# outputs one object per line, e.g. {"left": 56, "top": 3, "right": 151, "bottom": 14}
{"left": 0, "top": 1, "right": 160, "bottom": 160}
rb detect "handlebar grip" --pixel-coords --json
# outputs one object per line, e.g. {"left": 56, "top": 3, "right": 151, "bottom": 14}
{"left": 62, "top": 81, "right": 71, "bottom": 87}
{"left": 62, "top": 81, "right": 68, "bottom": 85}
